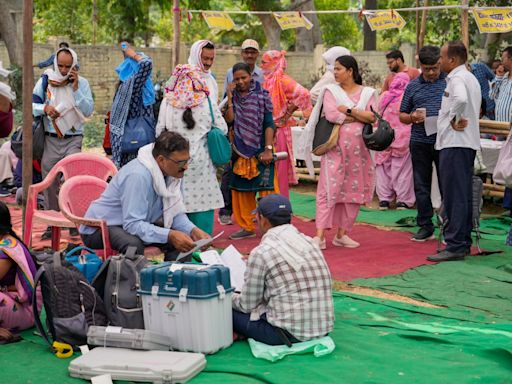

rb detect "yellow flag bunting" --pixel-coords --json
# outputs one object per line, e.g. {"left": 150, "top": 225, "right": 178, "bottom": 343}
{"left": 202, "top": 11, "right": 235, "bottom": 31}
{"left": 472, "top": 9, "right": 512, "bottom": 33}
{"left": 364, "top": 10, "right": 406, "bottom": 31}
{"left": 273, "top": 12, "right": 313, "bottom": 31}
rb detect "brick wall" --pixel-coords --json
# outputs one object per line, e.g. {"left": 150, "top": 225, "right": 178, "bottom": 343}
{"left": 0, "top": 42, "right": 397, "bottom": 113}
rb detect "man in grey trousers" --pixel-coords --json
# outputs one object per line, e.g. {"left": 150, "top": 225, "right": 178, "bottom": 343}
{"left": 32, "top": 47, "right": 94, "bottom": 239}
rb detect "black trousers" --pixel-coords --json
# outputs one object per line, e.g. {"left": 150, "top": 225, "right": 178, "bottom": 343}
{"left": 439, "top": 148, "right": 476, "bottom": 254}
{"left": 81, "top": 226, "right": 180, "bottom": 261}
{"left": 410, "top": 141, "right": 440, "bottom": 231}
{"left": 219, "top": 164, "right": 232, "bottom": 216}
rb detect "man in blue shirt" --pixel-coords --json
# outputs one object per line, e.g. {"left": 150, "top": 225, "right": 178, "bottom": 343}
{"left": 218, "top": 39, "right": 264, "bottom": 226}
{"left": 470, "top": 62, "right": 495, "bottom": 119}
{"left": 80, "top": 131, "right": 210, "bottom": 259}
{"left": 400, "top": 45, "right": 447, "bottom": 242}
{"left": 32, "top": 47, "right": 93, "bottom": 239}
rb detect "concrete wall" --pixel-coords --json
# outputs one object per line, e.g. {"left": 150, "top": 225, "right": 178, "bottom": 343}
{"left": 0, "top": 42, "right": 398, "bottom": 114}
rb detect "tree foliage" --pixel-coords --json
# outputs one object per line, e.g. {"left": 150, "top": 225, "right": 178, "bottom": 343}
{"left": 31, "top": 0, "right": 512, "bottom": 58}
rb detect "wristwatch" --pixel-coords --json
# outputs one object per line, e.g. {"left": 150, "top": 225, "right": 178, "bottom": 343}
{"left": 265, "top": 145, "right": 273, "bottom": 151}
{"left": 346, "top": 108, "right": 352, "bottom": 115}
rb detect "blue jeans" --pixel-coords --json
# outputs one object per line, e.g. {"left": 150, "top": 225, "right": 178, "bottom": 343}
{"left": 410, "top": 141, "right": 440, "bottom": 231}
{"left": 439, "top": 148, "right": 476, "bottom": 253}
{"left": 232, "top": 310, "right": 299, "bottom": 346}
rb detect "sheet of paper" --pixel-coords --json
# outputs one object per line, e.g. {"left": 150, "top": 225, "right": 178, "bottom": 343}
{"left": 220, "top": 245, "right": 247, "bottom": 292}
{"left": 199, "top": 249, "right": 223, "bottom": 265}
{"left": 424, "top": 116, "right": 438, "bottom": 136}
{"left": 91, "top": 374, "right": 113, "bottom": 384}
{"left": 175, "top": 231, "right": 224, "bottom": 261}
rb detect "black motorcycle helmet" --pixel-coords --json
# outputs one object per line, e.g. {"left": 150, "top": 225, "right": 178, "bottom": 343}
{"left": 362, "top": 107, "right": 395, "bottom": 151}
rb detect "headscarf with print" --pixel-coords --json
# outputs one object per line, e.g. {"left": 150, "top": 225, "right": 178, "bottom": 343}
{"left": 164, "top": 64, "right": 209, "bottom": 109}
{"left": 261, "top": 50, "right": 289, "bottom": 119}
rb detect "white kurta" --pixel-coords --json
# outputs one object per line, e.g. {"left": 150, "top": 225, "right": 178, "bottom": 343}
{"left": 156, "top": 99, "right": 228, "bottom": 213}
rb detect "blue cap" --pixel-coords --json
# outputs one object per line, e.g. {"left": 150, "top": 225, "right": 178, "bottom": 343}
{"left": 254, "top": 194, "right": 292, "bottom": 221}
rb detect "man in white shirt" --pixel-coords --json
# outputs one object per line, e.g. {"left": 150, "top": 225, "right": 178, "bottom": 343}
{"left": 428, "top": 41, "right": 481, "bottom": 262}
{"left": 188, "top": 40, "right": 218, "bottom": 103}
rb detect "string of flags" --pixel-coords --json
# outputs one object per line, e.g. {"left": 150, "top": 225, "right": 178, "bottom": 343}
{"left": 182, "top": 7, "right": 512, "bottom": 34}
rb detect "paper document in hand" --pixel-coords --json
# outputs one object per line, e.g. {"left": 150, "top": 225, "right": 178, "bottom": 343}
{"left": 200, "top": 245, "right": 246, "bottom": 291}
{"left": 175, "top": 231, "right": 224, "bottom": 261}
{"left": 53, "top": 106, "right": 85, "bottom": 136}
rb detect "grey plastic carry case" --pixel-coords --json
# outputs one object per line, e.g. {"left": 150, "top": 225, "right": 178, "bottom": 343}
{"left": 69, "top": 347, "right": 206, "bottom": 384}
{"left": 87, "top": 326, "right": 172, "bottom": 351}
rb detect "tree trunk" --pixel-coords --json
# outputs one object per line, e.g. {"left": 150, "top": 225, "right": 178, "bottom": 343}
{"left": 0, "top": 0, "right": 22, "bottom": 66}
{"left": 257, "top": 14, "right": 282, "bottom": 50}
{"left": 291, "top": 0, "right": 322, "bottom": 52}
{"left": 363, "top": 0, "right": 377, "bottom": 51}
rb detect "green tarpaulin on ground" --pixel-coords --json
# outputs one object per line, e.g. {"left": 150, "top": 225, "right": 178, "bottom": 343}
{"left": 354, "top": 251, "right": 512, "bottom": 323}
{"left": 290, "top": 191, "right": 511, "bottom": 242}
{"left": 2, "top": 292, "right": 511, "bottom": 384}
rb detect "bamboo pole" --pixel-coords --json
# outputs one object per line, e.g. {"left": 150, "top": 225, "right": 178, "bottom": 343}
{"left": 172, "top": 0, "right": 180, "bottom": 68}
{"left": 479, "top": 119, "right": 511, "bottom": 136}
{"left": 418, "top": 0, "right": 428, "bottom": 50}
{"left": 21, "top": 0, "right": 33, "bottom": 237}
{"left": 461, "top": 0, "right": 469, "bottom": 49}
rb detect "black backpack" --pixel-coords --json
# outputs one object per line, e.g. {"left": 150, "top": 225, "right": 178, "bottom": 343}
{"left": 32, "top": 252, "right": 108, "bottom": 349}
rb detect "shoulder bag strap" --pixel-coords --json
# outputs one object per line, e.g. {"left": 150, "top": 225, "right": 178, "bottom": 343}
{"left": 206, "top": 96, "right": 216, "bottom": 126}
{"left": 32, "top": 266, "right": 53, "bottom": 347}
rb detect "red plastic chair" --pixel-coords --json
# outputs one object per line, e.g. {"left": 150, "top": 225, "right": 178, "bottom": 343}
{"left": 59, "top": 175, "right": 114, "bottom": 259}
{"left": 59, "top": 175, "right": 163, "bottom": 260}
{"left": 23, "top": 153, "right": 117, "bottom": 251}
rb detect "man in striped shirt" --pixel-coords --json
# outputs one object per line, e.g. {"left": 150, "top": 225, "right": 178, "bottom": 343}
{"left": 400, "top": 46, "right": 447, "bottom": 242}
{"left": 232, "top": 194, "right": 334, "bottom": 345}
{"left": 490, "top": 46, "right": 512, "bottom": 245}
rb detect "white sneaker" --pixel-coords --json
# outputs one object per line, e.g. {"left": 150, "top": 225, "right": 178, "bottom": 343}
{"left": 332, "top": 235, "right": 360, "bottom": 248}
{"left": 313, "top": 236, "right": 326, "bottom": 250}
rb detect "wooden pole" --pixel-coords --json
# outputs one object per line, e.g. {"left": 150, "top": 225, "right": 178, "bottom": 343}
{"left": 22, "top": 0, "right": 33, "bottom": 237}
{"left": 92, "top": 0, "right": 97, "bottom": 45}
{"left": 172, "top": 0, "right": 180, "bottom": 68}
{"left": 415, "top": 0, "right": 420, "bottom": 58}
{"left": 418, "top": 0, "right": 429, "bottom": 51}
{"left": 461, "top": 0, "right": 469, "bottom": 49}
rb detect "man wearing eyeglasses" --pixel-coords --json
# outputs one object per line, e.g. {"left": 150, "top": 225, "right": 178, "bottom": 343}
{"left": 382, "top": 49, "right": 420, "bottom": 92}
{"left": 80, "top": 131, "right": 210, "bottom": 260}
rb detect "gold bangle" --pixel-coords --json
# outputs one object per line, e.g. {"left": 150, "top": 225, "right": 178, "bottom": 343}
{"left": 228, "top": 104, "right": 233, "bottom": 108}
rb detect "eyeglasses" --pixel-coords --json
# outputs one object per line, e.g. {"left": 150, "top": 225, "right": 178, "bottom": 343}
{"left": 166, "top": 156, "right": 191, "bottom": 167}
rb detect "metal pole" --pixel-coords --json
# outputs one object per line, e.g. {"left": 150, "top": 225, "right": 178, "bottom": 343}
{"left": 172, "top": 0, "right": 180, "bottom": 68}
{"left": 461, "top": 0, "right": 469, "bottom": 49}
{"left": 22, "top": 0, "right": 33, "bottom": 237}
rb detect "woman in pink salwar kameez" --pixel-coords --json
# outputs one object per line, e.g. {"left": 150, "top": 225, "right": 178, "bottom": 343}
{"left": 261, "top": 50, "right": 312, "bottom": 198}
{"left": 308, "top": 55, "right": 377, "bottom": 250}
{"left": 375, "top": 72, "right": 415, "bottom": 210}
{"left": 0, "top": 202, "right": 39, "bottom": 337}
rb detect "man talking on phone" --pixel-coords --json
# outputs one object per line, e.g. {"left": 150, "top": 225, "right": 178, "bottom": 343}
{"left": 32, "top": 47, "right": 94, "bottom": 240}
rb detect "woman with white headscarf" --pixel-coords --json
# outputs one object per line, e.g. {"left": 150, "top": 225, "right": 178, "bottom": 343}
{"left": 310, "top": 46, "right": 351, "bottom": 104}
{"left": 188, "top": 40, "right": 219, "bottom": 103}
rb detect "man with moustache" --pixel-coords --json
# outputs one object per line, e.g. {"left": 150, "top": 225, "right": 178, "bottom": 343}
{"left": 427, "top": 41, "right": 481, "bottom": 262}
{"left": 223, "top": 39, "right": 264, "bottom": 97}
{"left": 80, "top": 131, "right": 210, "bottom": 260}
{"left": 382, "top": 49, "right": 420, "bottom": 92}
{"left": 188, "top": 40, "right": 218, "bottom": 103}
